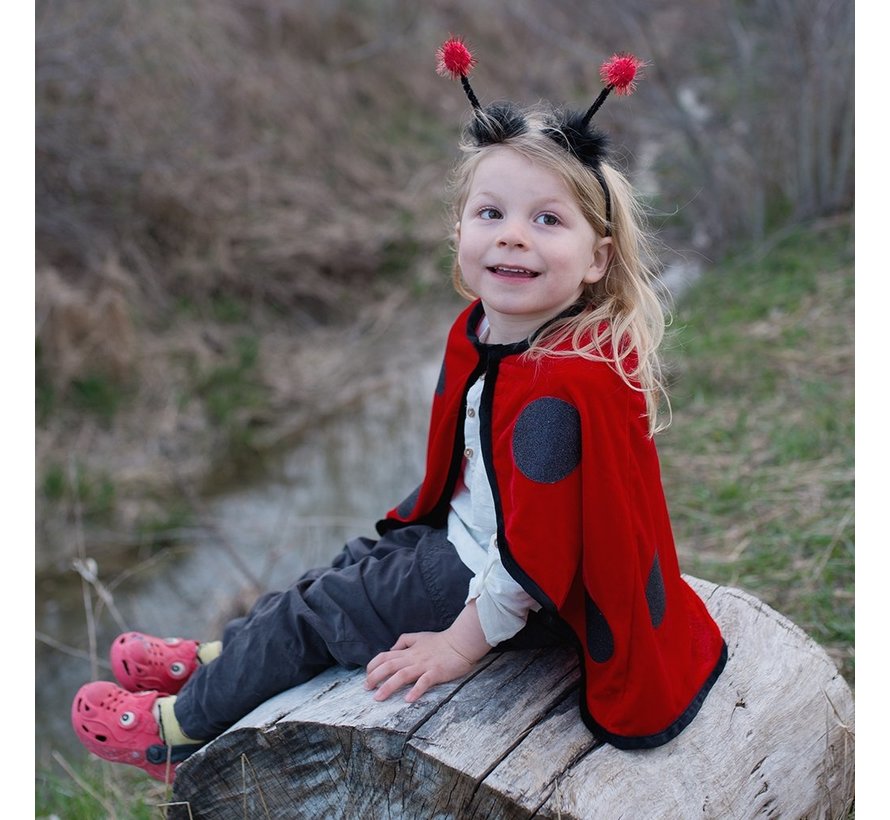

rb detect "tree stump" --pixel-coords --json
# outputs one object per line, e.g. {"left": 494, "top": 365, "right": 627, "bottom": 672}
{"left": 168, "top": 578, "right": 854, "bottom": 819}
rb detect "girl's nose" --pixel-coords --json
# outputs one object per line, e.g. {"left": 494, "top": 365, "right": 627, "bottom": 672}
{"left": 496, "top": 219, "right": 529, "bottom": 248}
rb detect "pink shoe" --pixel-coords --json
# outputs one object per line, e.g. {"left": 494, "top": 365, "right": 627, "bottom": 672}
{"left": 71, "top": 681, "right": 199, "bottom": 782}
{"left": 110, "top": 632, "right": 201, "bottom": 695}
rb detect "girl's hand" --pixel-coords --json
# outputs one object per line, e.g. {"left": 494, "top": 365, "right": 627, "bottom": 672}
{"left": 364, "top": 601, "right": 491, "bottom": 703}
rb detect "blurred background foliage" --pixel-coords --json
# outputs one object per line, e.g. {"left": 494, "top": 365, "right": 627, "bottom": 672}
{"left": 36, "top": 0, "right": 853, "bottom": 302}
{"left": 35, "top": 0, "right": 853, "bottom": 572}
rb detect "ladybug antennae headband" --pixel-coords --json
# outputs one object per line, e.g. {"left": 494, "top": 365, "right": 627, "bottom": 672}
{"left": 436, "top": 36, "right": 644, "bottom": 233}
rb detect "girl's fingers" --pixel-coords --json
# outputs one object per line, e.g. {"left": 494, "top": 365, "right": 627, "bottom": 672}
{"left": 365, "top": 649, "right": 420, "bottom": 690}
{"left": 364, "top": 655, "right": 400, "bottom": 688}
{"left": 364, "top": 632, "right": 446, "bottom": 698}
{"left": 366, "top": 633, "right": 419, "bottom": 675}
{"left": 391, "top": 633, "right": 418, "bottom": 650}
{"left": 373, "top": 665, "right": 422, "bottom": 702}
{"left": 365, "top": 651, "right": 390, "bottom": 677}
{"left": 405, "top": 671, "right": 436, "bottom": 703}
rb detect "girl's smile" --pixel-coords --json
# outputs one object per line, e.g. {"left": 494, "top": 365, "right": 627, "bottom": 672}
{"left": 456, "top": 146, "right": 612, "bottom": 344}
{"left": 488, "top": 264, "right": 539, "bottom": 278}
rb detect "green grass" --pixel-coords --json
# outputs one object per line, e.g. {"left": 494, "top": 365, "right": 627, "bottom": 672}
{"left": 36, "top": 762, "right": 177, "bottom": 819}
{"left": 659, "top": 215, "right": 854, "bottom": 685}
{"left": 175, "top": 292, "right": 252, "bottom": 324}
{"left": 135, "top": 501, "right": 194, "bottom": 550}
{"left": 69, "top": 374, "right": 126, "bottom": 422}
{"left": 184, "top": 332, "right": 272, "bottom": 483}
{"left": 36, "top": 342, "right": 129, "bottom": 427}
{"left": 194, "top": 334, "right": 265, "bottom": 427}
{"left": 41, "top": 462, "right": 117, "bottom": 521}
{"left": 36, "top": 338, "right": 56, "bottom": 425}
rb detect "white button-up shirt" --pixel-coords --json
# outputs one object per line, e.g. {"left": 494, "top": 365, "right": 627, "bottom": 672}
{"left": 447, "top": 374, "right": 540, "bottom": 646}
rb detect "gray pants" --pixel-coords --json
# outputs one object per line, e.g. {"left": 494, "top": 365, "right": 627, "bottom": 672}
{"left": 174, "top": 525, "right": 563, "bottom": 740}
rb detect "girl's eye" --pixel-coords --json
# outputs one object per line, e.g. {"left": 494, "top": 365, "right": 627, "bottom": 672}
{"left": 479, "top": 207, "right": 502, "bottom": 220}
{"left": 535, "top": 213, "right": 560, "bottom": 226}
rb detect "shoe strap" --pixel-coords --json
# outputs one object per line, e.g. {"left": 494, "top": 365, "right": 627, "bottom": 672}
{"left": 146, "top": 742, "right": 204, "bottom": 765}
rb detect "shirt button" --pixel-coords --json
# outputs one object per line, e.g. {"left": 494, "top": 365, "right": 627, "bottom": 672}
{"left": 464, "top": 447, "right": 474, "bottom": 459}
{"left": 467, "top": 407, "right": 476, "bottom": 418}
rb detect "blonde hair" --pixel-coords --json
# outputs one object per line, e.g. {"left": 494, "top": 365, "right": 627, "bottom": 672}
{"left": 448, "top": 107, "right": 671, "bottom": 435}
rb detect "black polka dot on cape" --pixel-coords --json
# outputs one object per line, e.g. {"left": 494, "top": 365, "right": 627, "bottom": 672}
{"left": 512, "top": 397, "right": 581, "bottom": 483}
{"left": 646, "top": 551, "right": 667, "bottom": 628}
{"left": 584, "top": 592, "right": 615, "bottom": 663}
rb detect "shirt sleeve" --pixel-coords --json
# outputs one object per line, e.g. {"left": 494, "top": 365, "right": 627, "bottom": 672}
{"left": 467, "top": 534, "right": 541, "bottom": 646}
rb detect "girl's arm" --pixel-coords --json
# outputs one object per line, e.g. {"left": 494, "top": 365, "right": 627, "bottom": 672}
{"left": 364, "top": 599, "right": 491, "bottom": 702}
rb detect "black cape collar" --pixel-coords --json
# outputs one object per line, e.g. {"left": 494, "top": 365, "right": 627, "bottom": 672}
{"left": 464, "top": 300, "right": 585, "bottom": 357}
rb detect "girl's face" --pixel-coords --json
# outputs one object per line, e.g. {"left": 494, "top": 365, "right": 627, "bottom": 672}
{"left": 456, "top": 147, "right": 611, "bottom": 345}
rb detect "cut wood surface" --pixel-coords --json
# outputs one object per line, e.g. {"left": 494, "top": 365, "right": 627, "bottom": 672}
{"left": 169, "top": 578, "right": 854, "bottom": 819}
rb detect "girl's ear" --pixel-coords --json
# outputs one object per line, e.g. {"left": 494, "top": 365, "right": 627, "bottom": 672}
{"left": 583, "top": 236, "right": 613, "bottom": 284}
{"left": 454, "top": 221, "right": 461, "bottom": 245}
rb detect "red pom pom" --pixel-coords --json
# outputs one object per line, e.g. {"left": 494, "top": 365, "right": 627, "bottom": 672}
{"left": 436, "top": 36, "right": 477, "bottom": 80}
{"left": 600, "top": 53, "right": 644, "bottom": 95}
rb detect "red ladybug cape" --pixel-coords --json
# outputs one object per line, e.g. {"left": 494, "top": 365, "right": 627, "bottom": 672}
{"left": 378, "top": 300, "right": 726, "bottom": 749}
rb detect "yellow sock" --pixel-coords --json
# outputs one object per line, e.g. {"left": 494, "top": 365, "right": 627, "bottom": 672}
{"left": 196, "top": 640, "right": 222, "bottom": 664}
{"left": 156, "top": 696, "right": 204, "bottom": 745}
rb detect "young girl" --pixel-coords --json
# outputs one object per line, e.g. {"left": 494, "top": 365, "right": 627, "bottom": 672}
{"left": 71, "top": 37, "right": 726, "bottom": 783}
